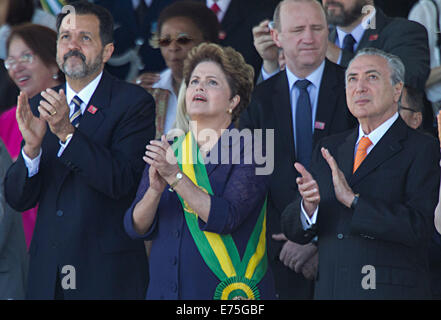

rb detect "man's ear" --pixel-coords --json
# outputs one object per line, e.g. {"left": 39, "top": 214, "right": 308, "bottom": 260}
{"left": 102, "top": 43, "right": 114, "bottom": 63}
{"left": 394, "top": 82, "right": 404, "bottom": 104}
{"left": 271, "top": 28, "right": 281, "bottom": 48}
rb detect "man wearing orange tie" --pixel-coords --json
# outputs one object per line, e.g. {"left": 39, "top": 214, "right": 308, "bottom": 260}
{"left": 281, "top": 47, "right": 440, "bottom": 299}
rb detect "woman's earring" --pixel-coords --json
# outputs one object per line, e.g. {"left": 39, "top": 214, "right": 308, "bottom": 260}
{"left": 227, "top": 108, "right": 233, "bottom": 114}
{"left": 52, "top": 73, "right": 59, "bottom": 80}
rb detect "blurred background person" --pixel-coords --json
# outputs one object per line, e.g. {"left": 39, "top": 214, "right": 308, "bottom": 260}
{"left": 0, "top": 0, "right": 57, "bottom": 122}
{"left": 135, "top": 1, "right": 220, "bottom": 138}
{"left": 124, "top": 43, "right": 276, "bottom": 299}
{"left": 0, "top": 23, "right": 63, "bottom": 249}
{"left": 0, "top": 138, "right": 28, "bottom": 300}
{"left": 399, "top": 86, "right": 424, "bottom": 130}
{"left": 409, "top": 0, "right": 441, "bottom": 121}
{"left": 94, "top": 0, "right": 177, "bottom": 80}
{"left": 190, "top": 0, "right": 277, "bottom": 82}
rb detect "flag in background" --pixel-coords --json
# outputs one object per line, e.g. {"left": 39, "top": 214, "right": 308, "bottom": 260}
{"left": 40, "top": 0, "right": 67, "bottom": 16}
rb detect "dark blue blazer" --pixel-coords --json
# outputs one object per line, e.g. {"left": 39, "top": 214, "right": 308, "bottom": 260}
{"left": 282, "top": 118, "right": 440, "bottom": 299}
{"left": 4, "top": 71, "right": 156, "bottom": 299}
{"left": 124, "top": 129, "right": 276, "bottom": 299}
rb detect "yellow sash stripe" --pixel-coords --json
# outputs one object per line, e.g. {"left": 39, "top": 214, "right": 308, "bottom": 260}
{"left": 181, "top": 132, "right": 236, "bottom": 279}
{"left": 245, "top": 214, "right": 267, "bottom": 279}
{"left": 221, "top": 282, "right": 255, "bottom": 300}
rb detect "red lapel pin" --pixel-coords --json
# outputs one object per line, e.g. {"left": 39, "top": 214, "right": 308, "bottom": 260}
{"left": 218, "top": 31, "right": 226, "bottom": 40}
{"left": 369, "top": 34, "right": 379, "bottom": 41}
{"left": 314, "top": 121, "right": 325, "bottom": 130}
{"left": 87, "top": 105, "right": 98, "bottom": 114}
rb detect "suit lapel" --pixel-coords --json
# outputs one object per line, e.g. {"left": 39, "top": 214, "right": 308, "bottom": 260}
{"left": 220, "top": 0, "right": 242, "bottom": 35}
{"left": 337, "top": 128, "right": 358, "bottom": 182}
{"left": 76, "top": 72, "right": 111, "bottom": 138}
{"left": 313, "top": 60, "right": 339, "bottom": 144}
{"left": 273, "top": 72, "right": 296, "bottom": 165}
{"left": 355, "top": 8, "right": 388, "bottom": 51}
{"left": 349, "top": 117, "right": 405, "bottom": 187}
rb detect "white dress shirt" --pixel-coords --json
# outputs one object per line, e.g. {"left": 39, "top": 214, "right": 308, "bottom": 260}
{"left": 22, "top": 72, "right": 103, "bottom": 177}
{"left": 285, "top": 61, "right": 325, "bottom": 158}
{"left": 207, "top": 0, "right": 231, "bottom": 22}
{"left": 301, "top": 113, "right": 399, "bottom": 229}
{"left": 335, "top": 22, "right": 366, "bottom": 65}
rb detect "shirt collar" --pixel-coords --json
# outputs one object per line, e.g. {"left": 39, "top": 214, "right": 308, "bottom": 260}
{"left": 285, "top": 60, "right": 326, "bottom": 92}
{"left": 356, "top": 112, "right": 399, "bottom": 146}
{"left": 336, "top": 22, "right": 365, "bottom": 49}
{"left": 66, "top": 72, "right": 103, "bottom": 111}
{"left": 207, "top": 0, "right": 231, "bottom": 13}
{"left": 132, "top": 0, "right": 152, "bottom": 9}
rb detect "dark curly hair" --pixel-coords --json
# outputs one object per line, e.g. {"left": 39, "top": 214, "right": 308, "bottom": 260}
{"left": 183, "top": 43, "right": 254, "bottom": 121}
{"left": 157, "top": 1, "right": 220, "bottom": 44}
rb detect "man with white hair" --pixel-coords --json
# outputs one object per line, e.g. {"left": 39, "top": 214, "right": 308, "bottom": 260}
{"left": 281, "top": 48, "right": 440, "bottom": 299}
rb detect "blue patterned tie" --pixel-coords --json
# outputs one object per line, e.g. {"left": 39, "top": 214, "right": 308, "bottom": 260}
{"left": 343, "top": 34, "right": 356, "bottom": 53}
{"left": 70, "top": 95, "right": 83, "bottom": 128}
{"left": 295, "top": 79, "right": 313, "bottom": 169}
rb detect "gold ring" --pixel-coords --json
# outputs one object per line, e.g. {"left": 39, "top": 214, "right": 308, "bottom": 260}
{"left": 51, "top": 111, "right": 57, "bottom": 116}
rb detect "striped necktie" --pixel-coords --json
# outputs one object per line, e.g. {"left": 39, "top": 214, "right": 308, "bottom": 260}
{"left": 70, "top": 95, "right": 83, "bottom": 128}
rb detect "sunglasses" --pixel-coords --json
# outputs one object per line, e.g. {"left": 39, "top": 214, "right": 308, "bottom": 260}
{"left": 158, "top": 33, "right": 194, "bottom": 47}
{"left": 4, "top": 52, "right": 34, "bottom": 70}
{"left": 398, "top": 104, "right": 417, "bottom": 113}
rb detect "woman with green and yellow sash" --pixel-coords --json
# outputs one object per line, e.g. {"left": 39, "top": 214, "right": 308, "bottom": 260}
{"left": 124, "top": 43, "right": 275, "bottom": 300}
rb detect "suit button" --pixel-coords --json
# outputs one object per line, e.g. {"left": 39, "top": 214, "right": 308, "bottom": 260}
{"left": 337, "top": 233, "right": 344, "bottom": 240}
{"left": 56, "top": 210, "right": 63, "bottom": 217}
{"left": 174, "top": 230, "right": 180, "bottom": 238}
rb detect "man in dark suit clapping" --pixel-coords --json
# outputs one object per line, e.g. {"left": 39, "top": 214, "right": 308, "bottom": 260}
{"left": 282, "top": 48, "right": 439, "bottom": 299}
{"left": 4, "top": 1, "right": 155, "bottom": 299}
{"left": 240, "top": 0, "right": 356, "bottom": 299}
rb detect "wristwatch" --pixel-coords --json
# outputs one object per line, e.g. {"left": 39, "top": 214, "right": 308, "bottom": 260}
{"left": 168, "top": 172, "right": 183, "bottom": 192}
{"left": 350, "top": 193, "right": 360, "bottom": 210}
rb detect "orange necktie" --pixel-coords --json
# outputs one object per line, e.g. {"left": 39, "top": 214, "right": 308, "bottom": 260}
{"left": 353, "top": 136, "right": 372, "bottom": 173}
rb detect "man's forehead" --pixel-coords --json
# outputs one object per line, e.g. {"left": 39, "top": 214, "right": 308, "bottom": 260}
{"left": 348, "top": 55, "right": 388, "bottom": 74}
{"left": 60, "top": 13, "right": 99, "bottom": 32}
{"left": 281, "top": 1, "right": 326, "bottom": 26}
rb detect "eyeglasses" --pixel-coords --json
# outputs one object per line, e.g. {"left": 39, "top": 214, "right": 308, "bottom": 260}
{"left": 4, "top": 52, "right": 34, "bottom": 70}
{"left": 157, "top": 33, "right": 194, "bottom": 47}
{"left": 398, "top": 104, "right": 417, "bottom": 113}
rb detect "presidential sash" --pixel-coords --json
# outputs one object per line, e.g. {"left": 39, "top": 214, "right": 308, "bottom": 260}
{"left": 172, "top": 132, "right": 268, "bottom": 300}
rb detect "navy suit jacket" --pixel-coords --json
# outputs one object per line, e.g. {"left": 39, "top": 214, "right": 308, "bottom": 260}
{"left": 282, "top": 117, "right": 440, "bottom": 299}
{"left": 329, "top": 8, "right": 430, "bottom": 91}
{"left": 124, "top": 129, "right": 276, "bottom": 299}
{"left": 192, "top": 0, "right": 276, "bottom": 81}
{"left": 4, "top": 71, "right": 155, "bottom": 299}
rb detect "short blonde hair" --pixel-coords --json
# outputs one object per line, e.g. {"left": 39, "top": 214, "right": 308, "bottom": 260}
{"left": 175, "top": 43, "right": 254, "bottom": 132}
